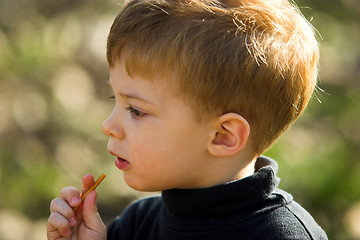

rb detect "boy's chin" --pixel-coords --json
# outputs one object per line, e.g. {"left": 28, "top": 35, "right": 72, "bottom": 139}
{"left": 123, "top": 174, "right": 165, "bottom": 192}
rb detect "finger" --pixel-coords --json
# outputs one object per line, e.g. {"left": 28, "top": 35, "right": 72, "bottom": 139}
{"left": 46, "top": 228, "right": 62, "bottom": 240}
{"left": 47, "top": 212, "right": 72, "bottom": 238}
{"left": 71, "top": 175, "right": 95, "bottom": 216}
{"left": 82, "top": 190, "right": 106, "bottom": 231}
{"left": 50, "top": 198, "right": 77, "bottom": 227}
{"left": 60, "top": 186, "right": 82, "bottom": 208}
{"left": 81, "top": 174, "right": 95, "bottom": 195}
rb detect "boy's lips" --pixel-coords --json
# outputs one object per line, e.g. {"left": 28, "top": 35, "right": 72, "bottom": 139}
{"left": 115, "top": 157, "right": 130, "bottom": 170}
{"left": 109, "top": 150, "right": 130, "bottom": 170}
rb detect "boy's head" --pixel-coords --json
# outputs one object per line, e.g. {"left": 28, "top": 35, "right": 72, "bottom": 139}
{"left": 107, "top": 0, "right": 319, "bottom": 155}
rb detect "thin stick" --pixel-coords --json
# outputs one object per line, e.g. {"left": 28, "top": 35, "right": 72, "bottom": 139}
{"left": 73, "top": 173, "right": 106, "bottom": 212}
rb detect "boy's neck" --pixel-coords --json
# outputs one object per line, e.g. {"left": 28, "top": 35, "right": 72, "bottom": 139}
{"left": 191, "top": 154, "right": 258, "bottom": 189}
{"left": 224, "top": 155, "right": 257, "bottom": 184}
{"left": 236, "top": 158, "right": 257, "bottom": 179}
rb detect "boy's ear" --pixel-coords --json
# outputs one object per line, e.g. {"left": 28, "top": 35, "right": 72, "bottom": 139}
{"left": 208, "top": 113, "right": 250, "bottom": 157}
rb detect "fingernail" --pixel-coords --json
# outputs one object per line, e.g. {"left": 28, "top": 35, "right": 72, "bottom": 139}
{"left": 71, "top": 196, "right": 81, "bottom": 205}
{"left": 69, "top": 217, "right": 77, "bottom": 227}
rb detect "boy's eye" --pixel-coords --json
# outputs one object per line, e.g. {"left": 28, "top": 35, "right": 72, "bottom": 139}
{"left": 108, "top": 95, "right": 115, "bottom": 99}
{"left": 126, "top": 105, "right": 147, "bottom": 118}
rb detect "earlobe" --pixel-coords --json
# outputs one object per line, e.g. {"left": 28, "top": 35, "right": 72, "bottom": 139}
{"left": 208, "top": 113, "right": 250, "bottom": 157}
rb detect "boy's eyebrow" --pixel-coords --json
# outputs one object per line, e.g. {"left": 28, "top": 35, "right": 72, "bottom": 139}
{"left": 122, "top": 92, "right": 153, "bottom": 104}
{"left": 107, "top": 79, "right": 155, "bottom": 104}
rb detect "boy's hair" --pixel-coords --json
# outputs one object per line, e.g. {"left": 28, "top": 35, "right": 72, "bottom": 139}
{"left": 107, "top": 0, "right": 319, "bottom": 154}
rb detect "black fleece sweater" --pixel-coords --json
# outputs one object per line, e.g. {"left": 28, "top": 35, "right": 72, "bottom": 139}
{"left": 107, "top": 156, "right": 327, "bottom": 240}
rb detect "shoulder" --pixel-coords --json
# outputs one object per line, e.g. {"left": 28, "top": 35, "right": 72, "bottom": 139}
{"left": 283, "top": 200, "right": 327, "bottom": 239}
{"left": 107, "top": 195, "right": 163, "bottom": 239}
{"left": 261, "top": 190, "right": 328, "bottom": 240}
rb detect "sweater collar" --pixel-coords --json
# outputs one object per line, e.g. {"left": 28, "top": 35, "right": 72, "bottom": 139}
{"left": 161, "top": 156, "right": 280, "bottom": 219}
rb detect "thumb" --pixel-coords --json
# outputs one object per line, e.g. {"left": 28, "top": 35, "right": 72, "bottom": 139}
{"left": 82, "top": 190, "right": 106, "bottom": 231}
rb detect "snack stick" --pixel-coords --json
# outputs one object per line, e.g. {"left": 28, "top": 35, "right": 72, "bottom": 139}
{"left": 73, "top": 173, "right": 106, "bottom": 212}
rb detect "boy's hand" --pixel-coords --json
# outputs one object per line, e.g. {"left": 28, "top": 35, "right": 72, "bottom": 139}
{"left": 47, "top": 175, "right": 107, "bottom": 240}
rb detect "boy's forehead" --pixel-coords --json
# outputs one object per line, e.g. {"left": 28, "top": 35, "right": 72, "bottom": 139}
{"left": 109, "top": 59, "right": 182, "bottom": 98}
{"left": 110, "top": 54, "right": 183, "bottom": 93}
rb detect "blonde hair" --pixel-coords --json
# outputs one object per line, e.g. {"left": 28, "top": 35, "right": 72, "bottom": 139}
{"left": 107, "top": 0, "right": 319, "bottom": 154}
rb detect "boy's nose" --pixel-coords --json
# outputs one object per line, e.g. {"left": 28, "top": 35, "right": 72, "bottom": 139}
{"left": 102, "top": 110, "right": 125, "bottom": 139}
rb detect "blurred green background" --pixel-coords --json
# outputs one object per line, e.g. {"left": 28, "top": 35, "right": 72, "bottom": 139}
{"left": 0, "top": 0, "right": 359, "bottom": 239}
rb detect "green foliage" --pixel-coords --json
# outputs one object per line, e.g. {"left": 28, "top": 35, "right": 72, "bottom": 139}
{"left": 1, "top": 0, "right": 359, "bottom": 239}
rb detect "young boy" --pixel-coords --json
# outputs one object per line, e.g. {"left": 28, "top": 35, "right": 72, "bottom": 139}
{"left": 47, "top": 0, "right": 328, "bottom": 239}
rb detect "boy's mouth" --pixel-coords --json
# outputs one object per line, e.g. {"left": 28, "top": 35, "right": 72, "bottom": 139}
{"left": 108, "top": 150, "right": 130, "bottom": 170}
{"left": 115, "top": 157, "right": 130, "bottom": 170}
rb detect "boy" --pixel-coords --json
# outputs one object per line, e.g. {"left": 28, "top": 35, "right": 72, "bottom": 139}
{"left": 47, "top": 0, "right": 328, "bottom": 239}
